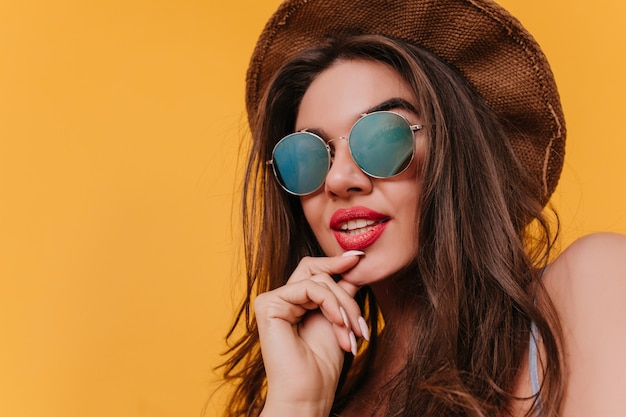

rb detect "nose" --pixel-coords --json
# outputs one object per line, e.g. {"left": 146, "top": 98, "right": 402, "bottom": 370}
{"left": 324, "top": 138, "right": 373, "bottom": 198}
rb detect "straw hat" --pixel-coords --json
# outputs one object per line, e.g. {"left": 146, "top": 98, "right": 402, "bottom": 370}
{"left": 246, "top": 0, "right": 566, "bottom": 202}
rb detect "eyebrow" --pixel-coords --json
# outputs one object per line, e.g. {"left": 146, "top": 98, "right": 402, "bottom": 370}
{"left": 296, "top": 97, "right": 420, "bottom": 138}
{"left": 364, "top": 97, "right": 419, "bottom": 115}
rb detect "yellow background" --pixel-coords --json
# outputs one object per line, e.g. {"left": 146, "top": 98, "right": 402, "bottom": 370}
{"left": 0, "top": 0, "right": 624, "bottom": 416}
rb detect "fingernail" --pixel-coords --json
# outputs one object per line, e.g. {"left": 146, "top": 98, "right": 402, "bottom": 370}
{"left": 358, "top": 316, "right": 370, "bottom": 341}
{"left": 339, "top": 306, "right": 349, "bottom": 328}
{"left": 342, "top": 250, "right": 365, "bottom": 257}
{"left": 349, "top": 331, "right": 358, "bottom": 356}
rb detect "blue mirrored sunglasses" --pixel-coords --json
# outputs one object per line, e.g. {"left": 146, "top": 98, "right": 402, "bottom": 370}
{"left": 267, "top": 111, "right": 422, "bottom": 196}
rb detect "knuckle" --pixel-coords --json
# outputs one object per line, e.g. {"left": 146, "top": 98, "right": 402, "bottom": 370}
{"left": 253, "top": 292, "right": 270, "bottom": 311}
{"left": 253, "top": 294, "right": 286, "bottom": 321}
{"left": 298, "top": 256, "right": 317, "bottom": 273}
{"left": 262, "top": 303, "right": 284, "bottom": 320}
{"left": 286, "top": 256, "right": 317, "bottom": 284}
{"left": 299, "top": 255, "right": 314, "bottom": 265}
{"left": 310, "top": 275, "right": 332, "bottom": 290}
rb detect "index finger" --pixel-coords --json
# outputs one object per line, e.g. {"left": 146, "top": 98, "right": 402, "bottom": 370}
{"left": 288, "top": 251, "right": 365, "bottom": 286}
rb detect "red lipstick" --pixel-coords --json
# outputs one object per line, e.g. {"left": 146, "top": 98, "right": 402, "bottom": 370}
{"left": 330, "top": 206, "right": 389, "bottom": 251}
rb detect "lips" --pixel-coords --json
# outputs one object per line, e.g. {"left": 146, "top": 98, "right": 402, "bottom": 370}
{"left": 330, "top": 206, "right": 390, "bottom": 251}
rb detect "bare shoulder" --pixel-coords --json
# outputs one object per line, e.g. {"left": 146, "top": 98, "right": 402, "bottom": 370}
{"left": 553, "top": 231, "right": 626, "bottom": 271}
{"left": 546, "top": 233, "right": 626, "bottom": 311}
{"left": 545, "top": 232, "right": 626, "bottom": 316}
{"left": 543, "top": 232, "right": 626, "bottom": 416}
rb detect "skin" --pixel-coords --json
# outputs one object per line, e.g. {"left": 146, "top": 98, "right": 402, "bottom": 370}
{"left": 254, "top": 59, "right": 626, "bottom": 416}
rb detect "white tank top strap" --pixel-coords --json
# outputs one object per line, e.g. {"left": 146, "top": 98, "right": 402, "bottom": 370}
{"left": 529, "top": 318, "right": 541, "bottom": 411}
{"left": 528, "top": 264, "right": 550, "bottom": 414}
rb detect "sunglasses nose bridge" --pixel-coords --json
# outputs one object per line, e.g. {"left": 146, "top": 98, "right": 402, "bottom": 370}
{"left": 325, "top": 135, "right": 350, "bottom": 163}
{"left": 326, "top": 136, "right": 347, "bottom": 148}
{"left": 323, "top": 136, "right": 374, "bottom": 197}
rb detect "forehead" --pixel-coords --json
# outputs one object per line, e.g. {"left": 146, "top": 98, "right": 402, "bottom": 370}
{"left": 295, "top": 59, "right": 417, "bottom": 131}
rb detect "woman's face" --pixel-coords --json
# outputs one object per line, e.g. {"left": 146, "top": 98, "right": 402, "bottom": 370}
{"left": 297, "top": 59, "right": 425, "bottom": 286}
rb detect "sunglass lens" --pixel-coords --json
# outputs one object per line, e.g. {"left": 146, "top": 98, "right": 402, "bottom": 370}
{"left": 349, "top": 112, "right": 414, "bottom": 178}
{"left": 272, "top": 132, "right": 329, "bottom": 195}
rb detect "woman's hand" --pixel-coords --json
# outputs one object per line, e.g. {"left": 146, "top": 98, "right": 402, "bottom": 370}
{"left": 254, "top": 251, "right": 369, "bottom": 417}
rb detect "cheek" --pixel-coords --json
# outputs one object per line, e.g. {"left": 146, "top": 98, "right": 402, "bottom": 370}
{"left": 392, "top": 170, "right": 422, "bottom": 240}
{"left": 412, "top": 145, "right": 426, "bottom": 178}
{"left": 300, "top": 195, "right": 341, "bottom": 256}
{"left": 300, "top": 195, "right": 325, "bottom": 234}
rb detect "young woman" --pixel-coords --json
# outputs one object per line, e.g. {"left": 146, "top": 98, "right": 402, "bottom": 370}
{"left": 220, "top": 0, "right": 626, "bottom": 415}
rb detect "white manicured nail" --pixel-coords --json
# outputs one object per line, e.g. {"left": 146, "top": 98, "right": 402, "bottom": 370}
{"left": 349, "top": 331, "right": 358, "bottom": 356}
{"left": 342, "top": 250, "right": 365, "bottom": 257}
{"left": 339, "top": 306, "right": 349, "bottom": 328}
{"left": 358, "top": 316, "right": 370, "bottom": 341}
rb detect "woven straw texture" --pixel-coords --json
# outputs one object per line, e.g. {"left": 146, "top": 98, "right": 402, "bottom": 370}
{"left": 246, "top": 0, "right": 566, "bottom": 202}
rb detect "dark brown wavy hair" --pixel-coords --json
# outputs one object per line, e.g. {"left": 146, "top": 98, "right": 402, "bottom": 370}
{"left": 218, "top": 34, "right": 564, "bottom": 416}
